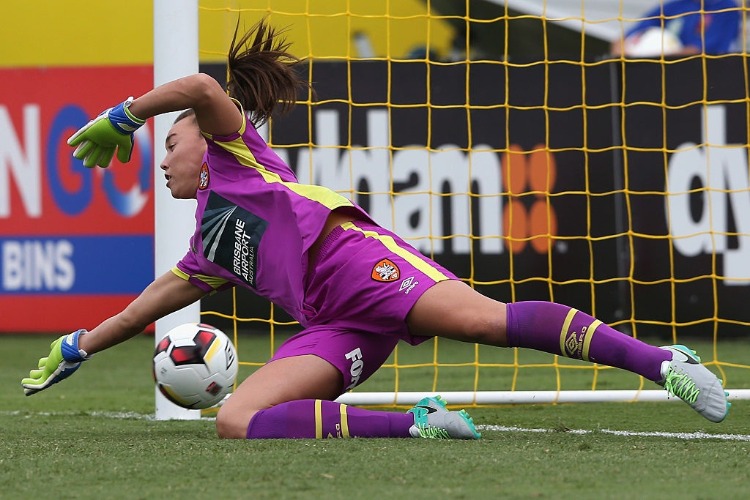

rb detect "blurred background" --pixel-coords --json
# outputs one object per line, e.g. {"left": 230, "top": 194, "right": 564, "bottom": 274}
{"left": 6, "top": 1, "right": 746, "bottom": 66}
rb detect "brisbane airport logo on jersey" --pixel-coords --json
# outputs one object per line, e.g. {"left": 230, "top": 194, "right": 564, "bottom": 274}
{"left": 201, "top": 192, "right": 268, "bottom": 288}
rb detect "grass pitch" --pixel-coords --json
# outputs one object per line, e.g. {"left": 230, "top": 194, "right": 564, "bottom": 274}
{"left": 2, "top": 333, "right": 749, "bottom": 499}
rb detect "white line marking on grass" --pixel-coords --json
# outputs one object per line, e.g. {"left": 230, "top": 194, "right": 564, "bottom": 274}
{"left": 4, "top": 412, "right": 747, "bottom": 440}
{"left": 478, "top": 425, "right": 750, "bottom": 442}
{"left": 1, "top": 410, "right": 155, "bottom": 420}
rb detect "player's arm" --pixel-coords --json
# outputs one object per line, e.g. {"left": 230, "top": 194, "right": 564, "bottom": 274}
{"left": 68, "top": 73, "right": 242, "bottom": 168}
{"left": 78, "top": 271, "right": 206, "bottom": 355}
{"left": 21, "top": 272, "right": 206, "bottom": 396}
{"left": 127, "top": 73, "right": 243, "bottom": 137}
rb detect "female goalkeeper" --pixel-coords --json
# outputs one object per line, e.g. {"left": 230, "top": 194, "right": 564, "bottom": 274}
{"left": 22, "top": 19, "right": 730, "bottom": 439}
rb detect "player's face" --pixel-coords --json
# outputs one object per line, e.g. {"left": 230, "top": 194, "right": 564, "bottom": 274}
{"left": 161, "top": 117, "right": 207, "bottom": 199}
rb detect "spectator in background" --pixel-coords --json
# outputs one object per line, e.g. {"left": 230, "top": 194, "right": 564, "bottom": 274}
{"left": 611, "top": 0, "right": 740, "bottom": 57}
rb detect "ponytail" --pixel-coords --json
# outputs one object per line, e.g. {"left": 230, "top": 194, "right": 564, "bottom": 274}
{"left": 227, "top": 18, "right": 308, "bottom": 126}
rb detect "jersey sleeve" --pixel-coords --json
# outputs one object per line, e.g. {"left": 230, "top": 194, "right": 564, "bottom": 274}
{"left": 201, "top": 101, "right": 298, "bottom": 182}
{"left": 173, "top": 250, "right": 235, "bottom": 295}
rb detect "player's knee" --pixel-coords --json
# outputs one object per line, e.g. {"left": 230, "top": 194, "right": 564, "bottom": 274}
{"left": 461, "top": 313, "right": 505, "bottom": 345}
{"left": 215, "top": 404, "right": 256, "bottom": 439}
{"left": 447, "top": 287, "right": 508, "bottom": 345}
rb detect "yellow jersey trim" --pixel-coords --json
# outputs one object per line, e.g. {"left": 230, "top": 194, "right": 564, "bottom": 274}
{"left": 340, "top": 222, "right": 449, "bottom": 283}
{"left": 170, "top": 266, "right": 229, "bottom": 291}
{"left": 204, "top": 107, "right": 354, "bottom": 211}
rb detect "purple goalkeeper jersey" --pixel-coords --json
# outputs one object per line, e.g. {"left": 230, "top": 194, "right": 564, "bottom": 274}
{"left": 175, "top": 114, "right": 369, "bottom": 325}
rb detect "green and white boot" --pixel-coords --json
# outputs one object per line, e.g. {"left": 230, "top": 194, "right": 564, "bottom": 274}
{"left": 408, "top": 395, "right": 481, "bottom": 439}
{"left": 658, "top": 345, "right": 730, "bottom": 423}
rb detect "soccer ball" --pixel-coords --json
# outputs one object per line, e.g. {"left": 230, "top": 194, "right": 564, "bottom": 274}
{"left": 153, "top": 323, "right": 238, "bottom": 409}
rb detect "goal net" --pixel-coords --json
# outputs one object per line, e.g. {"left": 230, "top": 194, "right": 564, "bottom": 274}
{"left": 189, "top": 0, "right": 750, "bottom": 409}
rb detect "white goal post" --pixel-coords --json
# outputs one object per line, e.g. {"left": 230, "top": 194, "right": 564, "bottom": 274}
{"left": 153, "top": 0, "right": 201, "bottom": 421}
{"left": 337, "top": 389, "right": 750, "bottom": 406}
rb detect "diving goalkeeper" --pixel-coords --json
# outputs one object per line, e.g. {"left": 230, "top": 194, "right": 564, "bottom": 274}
{"left": 22, "top": 19, "right": 730, "bottom": 440}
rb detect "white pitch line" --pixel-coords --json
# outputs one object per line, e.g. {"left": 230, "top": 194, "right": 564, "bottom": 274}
{"left": 1, "top": 410, "right": 155, "bottom": 420}
{"left": 3, "top": 412, "right": 748, "bottom": 441}
{"left": 478, "top": 425, "right": 750, "bottom": 442}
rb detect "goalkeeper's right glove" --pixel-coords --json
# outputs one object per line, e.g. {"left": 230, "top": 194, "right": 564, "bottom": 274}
{"left": 67, "top": 98, "right": 145, "bottom": 168}
{"left": 21, "top": 329, "right": 91, "bottom": 396}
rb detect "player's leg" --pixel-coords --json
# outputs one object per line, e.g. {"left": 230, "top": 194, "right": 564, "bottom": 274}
{"left": 308, "top": 220, "right": 725, "bottom": 421}
{"left": 215, "top": 354, "right": 345, "bottom": 438}
{"left": 407, "top": 280, "right": 730, "bottom": 422}
{"left": 407, "top": 281, "right": 670, "bottom": 380}
{"left": 216, "top": 328, "right": 479, "bottom": 439}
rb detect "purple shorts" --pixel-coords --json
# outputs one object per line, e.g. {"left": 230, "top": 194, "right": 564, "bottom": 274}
{"left": 270, "top": 220, "right": 456, "bottom": 391}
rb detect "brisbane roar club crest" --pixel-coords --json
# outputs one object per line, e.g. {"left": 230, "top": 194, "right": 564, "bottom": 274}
{"left": 198, "top": 162, "right": 210, "bottom": 190}
{"left": 371, "top": 258, "right": 400, "bottom": 282}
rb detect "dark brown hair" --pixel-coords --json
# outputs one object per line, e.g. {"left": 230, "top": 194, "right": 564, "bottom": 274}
{"left": 174, "top": 108, "right": 196, "bottom": 124}
{"left": 227, "top": 18, "right": 308, "bottom": 126}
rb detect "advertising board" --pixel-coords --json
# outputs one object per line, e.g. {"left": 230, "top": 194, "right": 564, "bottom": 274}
{"left": 0, "top": 66, "right": 154, "bottom": 331}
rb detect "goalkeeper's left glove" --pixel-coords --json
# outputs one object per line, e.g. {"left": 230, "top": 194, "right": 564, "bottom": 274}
{"left": 21, "top": 329, "right": 91, "bottom": 396}
{"left": 67, "top": 98, "right": 145, "bottom": 168}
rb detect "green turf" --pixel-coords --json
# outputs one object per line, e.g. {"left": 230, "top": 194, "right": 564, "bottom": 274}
{"left": 3, "top": 333, "right": 750, "bottom": 499}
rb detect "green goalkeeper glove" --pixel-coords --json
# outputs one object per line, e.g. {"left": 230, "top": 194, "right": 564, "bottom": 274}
{"left": 21, "top": 329, "right": 91, "bottom": 396}
{"left": 67, "top": 98, "right": 145, "bottom": 168}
